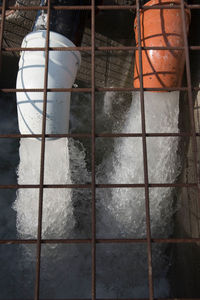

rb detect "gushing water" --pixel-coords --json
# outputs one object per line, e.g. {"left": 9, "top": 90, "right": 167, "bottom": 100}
{"left": 96, "top": 91, "right": 180, "bottom": 240}
{"left": 12, "top": 91, "right": 181, "bottom": 298}
{"left": 94, "top": 91, "right": 180, "bottom": 297}
{"left": 13, "top": 138, "right": 74, "bottom": 239}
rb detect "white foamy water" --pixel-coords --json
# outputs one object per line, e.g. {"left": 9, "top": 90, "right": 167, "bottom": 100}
{"left": 95, "top": 91, "right": 181, "bottom": 297}
{"left": 97, "top": 91, "right": 180, "bottom": 239}
{"left": 12, "top": 91, "right": 181, "bottom": 298}
{"left": 13, "top": 138, "right": 74, "bottom": 239}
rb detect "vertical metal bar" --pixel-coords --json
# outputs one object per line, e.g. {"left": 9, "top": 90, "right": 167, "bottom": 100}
{"left": 0, "top": 0, "right": 6, "bottom": 71}
{"left": 180, "top": 0, "right": 200, "bottom": 195}
{"left": 91, "top": 0, "right": 96, "bottom": 299}
{"left": 135, "top": 0, "right": 154, "bottom": 299}
{"left": 34, "top": 0, "right": 51, "bottom": 299}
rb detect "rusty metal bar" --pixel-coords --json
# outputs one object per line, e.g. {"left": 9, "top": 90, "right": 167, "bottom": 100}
{"left": 96, "top": 183, "right": 198, "bottom": 188}
{"left": 0, "top": 183, "right": 198, "bottom": 189}
{"left": 180, "top": 0, "right": 200, "bottom": 196}
{"left": 1, "top": 237, "right": 200, "bottom": 245}
{"left": 0, "top": 5, "right": 92, "bottom": 11}
{"left": 2, "top": 4, "right": 199, "bottom": 11}
{"left": 3, "top": 45, "right": 200, "bottom": 52}
{"left": 2, "top": 45, "right": 200, "bottom": 53}
{"left": 0, "top": 0, "right": 6, "bottom": 71}
{"left": 0, "top": 132, "right": 199, "bottom": 139}
{"left": 0, "top": 87, "right": 190, "bottom": 92}
{"left": 91, "top": 0, "right": 96, "bottom": 299}
{"left": 0, "top": 3, "right": 199, "bottom": 12}
{"left": 0, "top": 88, "right": 92, "bottom": 92}
{"left": 95, "top": 132, "right": 199, "bottom": 137}
{"left": 0, "top": 46, "right": 187, "bottom": 51}
{"left": 34, "top": 1, "right": 51, "bottom": 299}
{"left": 136, "top": 0, "right": 154, "bottom": 299}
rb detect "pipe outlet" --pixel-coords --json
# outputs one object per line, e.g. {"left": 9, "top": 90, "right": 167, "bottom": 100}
{"left": 16, "top": 30, "right": 81, "bottom": 135}
{"left": 133, "top": 0, "right": 190, "bottom": 91}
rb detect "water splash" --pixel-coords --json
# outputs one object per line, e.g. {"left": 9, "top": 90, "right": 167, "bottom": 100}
{"left": 13, "top": 138, "right": 74, "bottom": 239}
{"left": 96, "top": 91, "right": 180, "bottom": 240}
{"left": 12, "top": 91, "right": 181, "bottom": 298}
{"left": 95, "top": 91, "right": 180, "bottom": 298}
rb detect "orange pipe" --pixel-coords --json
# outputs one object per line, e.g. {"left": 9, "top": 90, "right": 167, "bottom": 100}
{"left": 133, "top": 0, "right": 190, "bottom": 91}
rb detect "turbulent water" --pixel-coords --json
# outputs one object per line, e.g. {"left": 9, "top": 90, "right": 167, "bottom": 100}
{"left": 96, "top": 91, "right": 180, "bottom": 240}
{"left": 0, "top": 90, "right": 181, "bottom": 298}
{"left": 13, "top": 138, "right": 74, "bottom": 239}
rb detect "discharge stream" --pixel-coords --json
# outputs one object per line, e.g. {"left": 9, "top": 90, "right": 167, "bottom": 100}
{"left": 11, "top": 91, "right": 181, "bottom": 298}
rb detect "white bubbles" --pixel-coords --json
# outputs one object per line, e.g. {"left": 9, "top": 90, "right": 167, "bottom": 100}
{"left": 13, "top": 138, "right": 74, "bottom": 239}
{"left": 95, "top": 91, "right": 180, "bottom": 297}
{"left": 13, "top": 91, "right": 181, "bottom": 298}
{"left": 97, "top": 92, "right": 180, "bottom": 241}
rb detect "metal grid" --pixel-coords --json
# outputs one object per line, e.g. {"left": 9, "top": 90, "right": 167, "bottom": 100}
{"left": 0, "top": 0, "right": 200, "bottom": 300}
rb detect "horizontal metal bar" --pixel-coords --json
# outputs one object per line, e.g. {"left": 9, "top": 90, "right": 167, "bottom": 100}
{"left": 96, "top": 183, "right": 198, "bottom": 188}
{"left": 0, "top": 133, "right": 92, "bottom": 138}
{"left": 2, "top": 47, "right": 91, "bottom": 52}
{"left": 0, "top": 132, "right": 199, "bottom": 139}
{"left": 0, "top": 87, "right": 190, "bottom": 93}
{"left": 1, "top": 238, "right": 200, "bottom": 245}
{"left": 0, "top": 5, "right": 93, "bottom": 11}
{"left": 97, "top": 87, "right": 189, "bottom": 92}
{"left": 98, "top": 238, "right": 200, "bottom": 244}
{"left": 0, "top": 184, "right": 91, "bottom": 189}
{"left": 96, "top": 133, "right": 200, "bottom": 137}
{"left": 1, "top": 46, "right": 186, "bottom": 51}
{"left": 0, "top": 88, "right": 92, "bottom": 92}
{"left": 1, "top": 4, "right": 199, "bottom": 11}
{"left": 3, "top": 46, "right": 200, "bottom": 52}
{"left": 0, "top": 183, "right": 197, "bottom": 189}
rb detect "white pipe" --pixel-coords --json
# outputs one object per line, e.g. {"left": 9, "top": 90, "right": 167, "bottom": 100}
{"left": 16, "top": 30, "right": 81, "bottom": 135}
